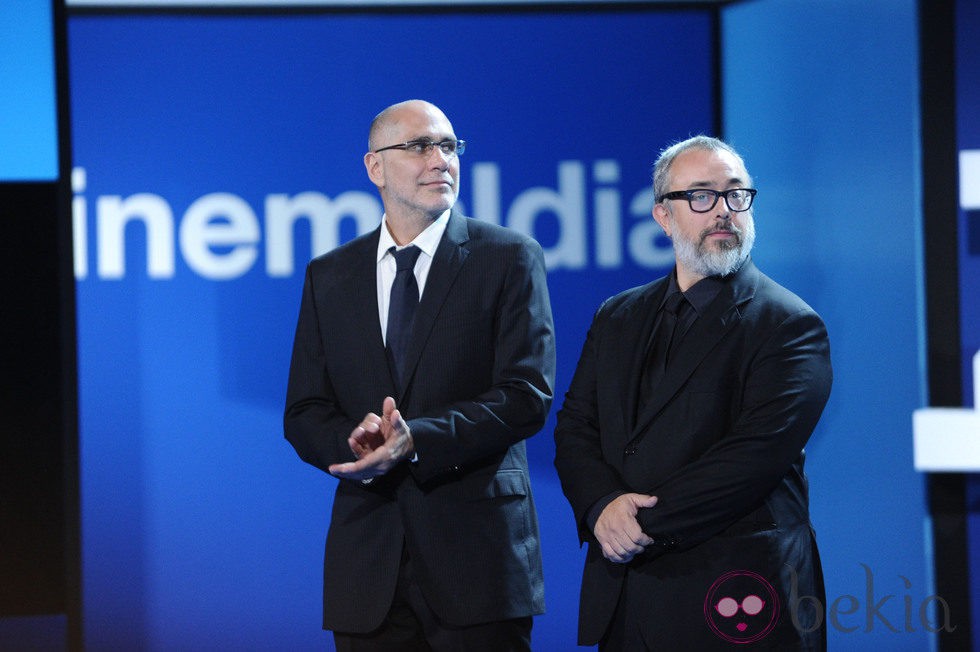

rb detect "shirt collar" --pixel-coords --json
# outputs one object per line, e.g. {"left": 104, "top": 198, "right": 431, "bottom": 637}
{"left": 377, "top": 209, "right": 451, "bottom": 263}
{"left": 662, "top": 269, "right": 726, "bottom": 316}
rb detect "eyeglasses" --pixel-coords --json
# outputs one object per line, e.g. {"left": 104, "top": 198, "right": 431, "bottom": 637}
{"left": 374, "top": 139, "right": 466, "bottom": 157}
{"left": 659, "top": 188, "right": 757, "bottom": 213}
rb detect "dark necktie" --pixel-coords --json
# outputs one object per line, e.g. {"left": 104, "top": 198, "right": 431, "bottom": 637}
{"left": 640, "top": 291, "right": 688, "bottom": 402}
{"left": 386, "top": 245, "right": 422, "bottom": 390}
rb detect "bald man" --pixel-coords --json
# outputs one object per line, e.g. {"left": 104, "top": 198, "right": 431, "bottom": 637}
{"left": 285, "top": 100, "right": 556, "bottom": 651}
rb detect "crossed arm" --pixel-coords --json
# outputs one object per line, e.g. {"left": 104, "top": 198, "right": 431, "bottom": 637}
{"left": 555, "top": 306, "right": 831, "bottom": 563}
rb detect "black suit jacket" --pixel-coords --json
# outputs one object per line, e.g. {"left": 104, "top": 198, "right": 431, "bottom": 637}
{"left": 554, "top": 259, "right": 832, "bottom": 648}
{"left": 284, "top": 210, "right": 555, "bottom": 632}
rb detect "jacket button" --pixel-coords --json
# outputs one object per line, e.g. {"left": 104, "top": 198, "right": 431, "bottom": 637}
{"left": 653, "top": 535, "right": 678, "bottom": 550}
{"left": 624, "top": 446, "right": 637, "bottom": 456}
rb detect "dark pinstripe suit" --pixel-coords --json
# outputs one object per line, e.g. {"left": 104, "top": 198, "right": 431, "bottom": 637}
{"left": 284, "top": 209, "right": 555, "bottom": 633}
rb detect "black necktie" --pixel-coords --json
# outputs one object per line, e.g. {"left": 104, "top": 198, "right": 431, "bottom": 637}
{"left": 640, "top": 291, "right": 688, "bottom": 401}
{"left": 386, "top": 245, "right": 422, "bottom": 390}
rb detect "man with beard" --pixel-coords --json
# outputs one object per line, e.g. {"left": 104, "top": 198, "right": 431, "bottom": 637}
{"left": 554, "top": 136, "right": 832, "bottom": 650}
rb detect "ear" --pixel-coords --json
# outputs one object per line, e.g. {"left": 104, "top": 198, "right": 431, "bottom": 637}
{"left": 652, "top": 202, "right": 671, "bottom": 236}
{"left": 364, "top": 151, "right": 384, "bottom": 188}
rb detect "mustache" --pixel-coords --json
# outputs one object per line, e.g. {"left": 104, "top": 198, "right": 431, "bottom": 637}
{"left": 700, "top": 222, "right": 742, "bottom": 242}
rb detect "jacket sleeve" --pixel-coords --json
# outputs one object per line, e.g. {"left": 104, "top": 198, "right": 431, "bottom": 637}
{"left": 407, "top": 239, "right": 556, "bottom": 484}
{"left": 553, "top": 301, "right": 633, "bottom": 542}
{"left": 282, "top": 263, "right": 360, "bottom": 472}
{"left": 636, "top": 307, "right": 832, "bottom": 552}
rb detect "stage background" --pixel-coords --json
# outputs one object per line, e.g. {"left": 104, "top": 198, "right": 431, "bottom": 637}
{"left": 68, "top": 8, "right": 715, "bottom": 651}
{"left": 958, "top": 0, "right": 980, "bottom": 407}
{"left": 957, "top": 0, "right": 980, "bottom": 648}
{"left": 0, "top": 0, "right": 58, "bottom": 181}
{"left": 0, "top": 0, "right": 77, "bottom": 643}
{"left": 66, "top": 1, "right": 941, "bottom": 650}
{"left": 724, "top": 2, "right": 933, "bottom": 650}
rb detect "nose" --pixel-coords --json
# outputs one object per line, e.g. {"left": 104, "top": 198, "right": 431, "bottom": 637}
{"left": 427, "top": 145, "right": 453, "bottom": 169}
{"left": 430, "top": 144, "right": 451, "bottom": 159}
{"left": 714, "top": 195, "right": 735, "bottom": 220}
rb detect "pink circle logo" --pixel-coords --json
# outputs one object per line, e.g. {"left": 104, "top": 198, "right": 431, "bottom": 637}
{"left": 703, "top": 570, "right": 780, "bottom": 644}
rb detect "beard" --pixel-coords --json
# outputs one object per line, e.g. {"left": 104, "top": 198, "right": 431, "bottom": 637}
{"left": 670, "top": 211, "right": 755, "bottom": 278}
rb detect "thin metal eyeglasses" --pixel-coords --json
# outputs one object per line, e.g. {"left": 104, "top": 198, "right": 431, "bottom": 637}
{"left": 659, "top": 188, "right": 757, "bottom": 213}
{"left": 373, "top": 139, "right": 466, "bottom": 157}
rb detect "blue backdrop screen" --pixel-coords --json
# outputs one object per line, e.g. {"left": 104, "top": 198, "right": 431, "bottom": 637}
{"left": 957, "top": 1, "right": 980, "bottom": 648}
{"left": 0, "top": 0, "right": 57, "bottom": 180}
{"left": 958, "top": 0, "right": 980, "bottom": 399}
{"left": 68, "top": 10, "right": 715, "bottom": 649}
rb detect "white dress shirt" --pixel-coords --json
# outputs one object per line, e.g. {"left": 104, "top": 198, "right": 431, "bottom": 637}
{"left": 376, "top": 210, "right": 450, "bottom": 344}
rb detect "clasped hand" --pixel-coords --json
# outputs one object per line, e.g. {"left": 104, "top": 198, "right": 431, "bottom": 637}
{"left": 594, "top": 493, "right": 658, "bottom": 563}
{"left": 328, "top": 396, "right": 414, "bottom": 481}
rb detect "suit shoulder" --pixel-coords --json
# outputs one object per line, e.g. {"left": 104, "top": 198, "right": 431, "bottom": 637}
{"left": 463, "top": 216, "right": 542, "bottom": 250}
{"left": 307, "top": 229, "right": 377, "bottom": 273}
{"left": 749, "top": 271, "right": 825, "bottom": 330}
{"left": 755, "top": 272, "right": 818, "bottom": 312}
{"left": 598, "top": 278, "right": 664, "bottom": 316}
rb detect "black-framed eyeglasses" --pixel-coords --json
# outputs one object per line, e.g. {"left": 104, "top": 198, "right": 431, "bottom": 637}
{"left": 373, "top": 139, "right": 466, "bottom": 157}
{"left": 659, "top": 188, "right": 757, "bottom": 213}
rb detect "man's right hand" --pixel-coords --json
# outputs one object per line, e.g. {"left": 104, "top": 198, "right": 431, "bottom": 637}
{"left": 594, "top": 493, "right": 658, "bottom": 563}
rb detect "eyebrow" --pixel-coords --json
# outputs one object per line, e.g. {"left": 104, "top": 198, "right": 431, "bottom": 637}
{"left": 685, "top": 177, "right": 745, "bottom": 189}
{"left": 406, "top": 134, "right": 454, "bottom": 142}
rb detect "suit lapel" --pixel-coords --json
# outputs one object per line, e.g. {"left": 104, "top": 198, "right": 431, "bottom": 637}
{"left": 350, "top": 226, "right": 398, "bottom": 396}
{"left": 623, "top": 280, "right": 669, "bottom": 434}
{"left": 399, "top": 211, "right": 470, "bottom": 399}
{"left": 631, "top": 261, "right": 760, "bottom": 438}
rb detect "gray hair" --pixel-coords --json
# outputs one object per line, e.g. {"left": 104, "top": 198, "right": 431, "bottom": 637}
{"left": 652, "top": 135, "right": 751, "bottom": 205}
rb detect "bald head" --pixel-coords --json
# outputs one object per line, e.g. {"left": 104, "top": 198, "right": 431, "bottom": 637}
{"left": 368, "top": 100, "right": 452, "bottom": 153}
{"left": 362, "top": 99, "right": 460, "bottom": 239}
